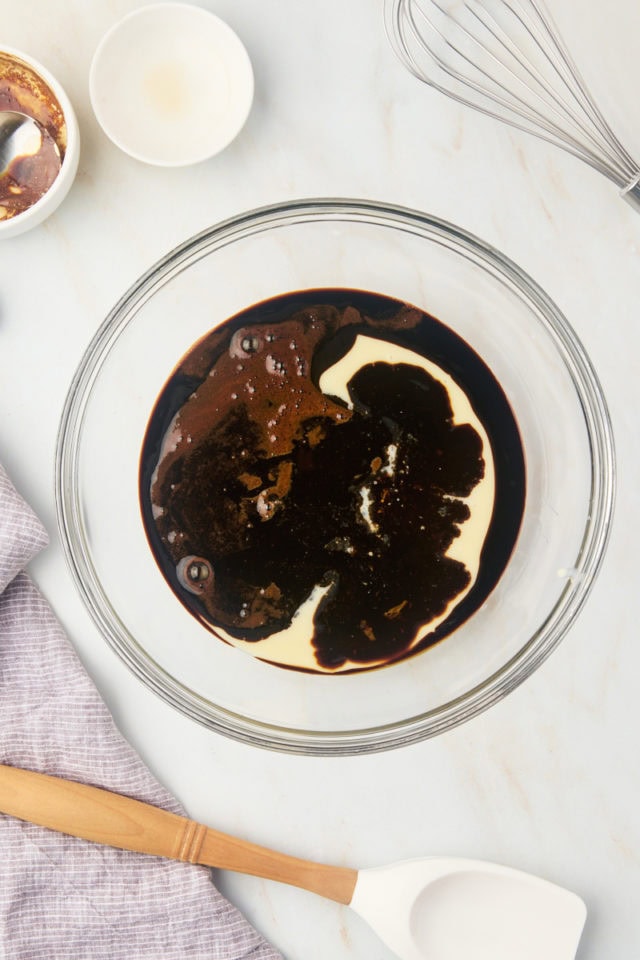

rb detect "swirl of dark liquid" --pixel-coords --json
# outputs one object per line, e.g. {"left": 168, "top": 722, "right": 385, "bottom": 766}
{"left": 140, "top": 290, "right": 525, "bottom": 673}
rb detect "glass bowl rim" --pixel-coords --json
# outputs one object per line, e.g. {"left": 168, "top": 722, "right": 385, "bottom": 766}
{"left": 55, "top": 197, "right": 616, "bottom": 755}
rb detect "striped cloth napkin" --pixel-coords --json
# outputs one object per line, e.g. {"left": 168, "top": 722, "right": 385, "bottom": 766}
{"left": 0, "top": 462, "right": 281, "bottom": 960}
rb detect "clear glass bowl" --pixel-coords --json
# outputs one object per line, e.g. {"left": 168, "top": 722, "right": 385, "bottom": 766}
{"left": 55, "top": 199, "right": 615, "bottom": 755}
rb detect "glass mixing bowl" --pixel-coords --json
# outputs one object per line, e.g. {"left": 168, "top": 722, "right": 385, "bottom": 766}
{"left": 55, "top": 199, "right": 615, "bottom": 754}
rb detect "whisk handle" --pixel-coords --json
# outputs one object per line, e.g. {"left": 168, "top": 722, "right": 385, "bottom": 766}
{"left": 621, "top": 178, "right": 640, "bottom": 213}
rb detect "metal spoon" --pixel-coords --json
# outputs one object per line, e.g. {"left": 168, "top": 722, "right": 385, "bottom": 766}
{"left": 0, "top": 111, "right": 61, "bottom": 214}
{"left": 0, "top": 764, "right": 586, "bottom": 960}
{"left": 0, "top": 111, "right": 59, "bottom": 174}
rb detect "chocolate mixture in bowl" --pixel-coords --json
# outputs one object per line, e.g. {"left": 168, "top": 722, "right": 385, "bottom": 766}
{"left": 140, "top": 289, "right": 526, "bottom": 673}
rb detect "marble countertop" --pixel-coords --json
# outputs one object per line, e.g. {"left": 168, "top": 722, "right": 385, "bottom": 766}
{"left": 2, "top": 1, "right": 640, "bottom": 957}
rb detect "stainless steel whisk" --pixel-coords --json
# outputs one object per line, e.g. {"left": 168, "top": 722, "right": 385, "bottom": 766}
{"left": 385, "top": 0, "right": 640, "bottom": 211}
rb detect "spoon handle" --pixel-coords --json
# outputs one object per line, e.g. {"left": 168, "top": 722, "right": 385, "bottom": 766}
{"left": 0, "top": 763, "right": 357, "bottom": 905}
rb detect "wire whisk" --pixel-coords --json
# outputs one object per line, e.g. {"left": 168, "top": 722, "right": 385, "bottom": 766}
{"left": 385, "top": 0, "right": 640, "bottom": 211}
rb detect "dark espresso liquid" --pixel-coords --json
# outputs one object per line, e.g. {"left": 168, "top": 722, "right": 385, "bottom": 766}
{"left": 140, "top": 289, "right": 525, "bottom": 673}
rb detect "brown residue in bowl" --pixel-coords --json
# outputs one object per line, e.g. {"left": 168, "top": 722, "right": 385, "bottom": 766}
{"left": 0, "top": 51, "right": 67, "bottom": 221}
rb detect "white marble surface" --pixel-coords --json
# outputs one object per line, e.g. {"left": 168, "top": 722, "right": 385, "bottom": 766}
{"left": 2, "top": 1, "right": 640, "bottom": 958}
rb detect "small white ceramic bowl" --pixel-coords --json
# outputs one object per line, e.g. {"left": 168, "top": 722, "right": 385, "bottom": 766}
{"left": 0, "top": 47, "right": 80, "bottom": 240}
{"left": 89, "top": 3, "right": 254, "bottom": 167}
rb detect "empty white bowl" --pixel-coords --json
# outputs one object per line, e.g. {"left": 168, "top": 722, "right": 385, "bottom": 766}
{"left": 89, "top": 3, "right": 254, "bottom": 166}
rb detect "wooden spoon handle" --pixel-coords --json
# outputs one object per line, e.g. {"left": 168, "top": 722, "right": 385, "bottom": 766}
{"left": 0, "top": 763, "right": 357, "bottom": 904}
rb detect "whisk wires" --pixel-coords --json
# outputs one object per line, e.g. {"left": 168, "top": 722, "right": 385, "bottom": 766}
{"left": 386, "top": 0, "right": 640, "bottom": 192}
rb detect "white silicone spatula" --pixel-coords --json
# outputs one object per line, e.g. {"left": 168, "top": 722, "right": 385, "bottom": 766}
{"left": 0, "top": 764, "right": 586, "bottom": 960}
{"left": 351, "top": 858, "right": 586, "bottom": 960}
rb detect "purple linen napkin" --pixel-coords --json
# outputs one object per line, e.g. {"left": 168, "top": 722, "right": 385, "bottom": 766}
{"left": 0, "top": 463, "right": 282, "bottom": 960}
